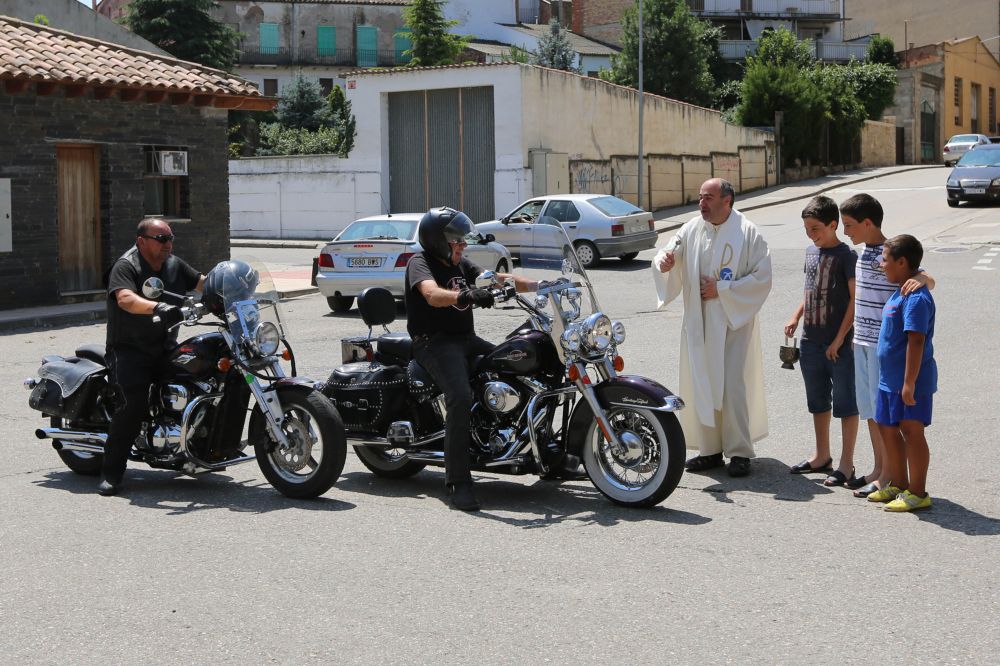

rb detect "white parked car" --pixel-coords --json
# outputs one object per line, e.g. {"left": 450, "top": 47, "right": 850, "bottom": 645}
{"left": 476, "top": 194, "right": 656, "bottom": 269}
{"left": 315, "top": 214, "right": 513, "bottom": 312}
{"left": 943, "top": 133, "right": 990, "bottom": 166}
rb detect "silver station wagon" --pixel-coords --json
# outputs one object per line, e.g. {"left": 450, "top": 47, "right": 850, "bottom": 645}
{"left": 476, "top": 194, "right": 657, "bottom": 268}
{"left": 315, "top": 214, "right": 512, "bottom": 312}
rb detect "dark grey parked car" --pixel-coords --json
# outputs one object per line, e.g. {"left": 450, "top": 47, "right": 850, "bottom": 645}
{"left": 946, "top": 144, "right": 1000, "bottom": 207}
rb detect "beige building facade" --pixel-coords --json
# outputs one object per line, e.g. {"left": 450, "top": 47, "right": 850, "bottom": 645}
{"left": 844, "top": 0, "right": 1000, "bottom": 60}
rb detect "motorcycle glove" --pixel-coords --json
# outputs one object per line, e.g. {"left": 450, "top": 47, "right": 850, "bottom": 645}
{"left": 153, "top": 302, "right": 184, "bottom": 327}
{"left": 457, "top": 288, "right": 495, "bottom": 309}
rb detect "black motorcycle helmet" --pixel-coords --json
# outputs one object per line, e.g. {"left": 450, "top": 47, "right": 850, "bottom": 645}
{"left": 202, "top": 259, "right": 260, "bottom": 316}
{"left": 417, "top": 207, "right": 479, "bottom": 265}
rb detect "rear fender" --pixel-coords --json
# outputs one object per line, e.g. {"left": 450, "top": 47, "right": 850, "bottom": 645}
{"left": 566, "top": 375, "right": 684, "bottom": 457}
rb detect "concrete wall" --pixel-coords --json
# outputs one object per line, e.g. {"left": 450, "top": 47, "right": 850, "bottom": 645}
{"left": 860, "top": 119, "right": 897, "bottom": 167}
{"left": 229, "top": 155, "right": 380, "bottom": 239}
{"left": 0, "top": 0, "right": 169, "bottom": 54}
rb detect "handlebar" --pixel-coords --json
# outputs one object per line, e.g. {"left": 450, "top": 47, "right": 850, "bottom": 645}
{"left": 152, "top": 302, "right": 207, "bottom": 328}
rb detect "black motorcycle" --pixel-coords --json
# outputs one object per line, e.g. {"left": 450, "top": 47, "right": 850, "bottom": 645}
{"left": 322, "top": 221, "right": 687, "bottom": 507}
{"left": 25, "top": 258, "right": 346, "bottom": 499}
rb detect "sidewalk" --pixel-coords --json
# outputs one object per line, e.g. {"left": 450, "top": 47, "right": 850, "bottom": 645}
{"left": 0, "top": 164, "right": 941, "bottom": 333}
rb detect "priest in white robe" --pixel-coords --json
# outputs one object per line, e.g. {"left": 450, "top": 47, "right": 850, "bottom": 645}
{"left": 651, "top": 178, "right": 772, "bottom": 477}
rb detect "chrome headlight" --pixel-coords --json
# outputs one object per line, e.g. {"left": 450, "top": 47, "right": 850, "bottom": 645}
{"left": 992, "top": 178, "right": 1000, "bottom": 186}
{"left": 611, "top": 320, "right": 626, "bottom": 344}
{"left": 561, "top": 325, "right": 582, "bottom": 353}
{"left": 947, "top": 178, "right": 959, "bottom": 187}
{"left": 254, "top": 321, "right": 281, "bottom": 356}
{"left": 581, "top": 313, "right": 612, "bottom": 352}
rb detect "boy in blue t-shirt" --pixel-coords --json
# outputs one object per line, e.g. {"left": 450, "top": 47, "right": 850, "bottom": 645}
{"left": 870, "top": 234, "right": 937, "bottom": 512}
{"left": 784, "top": 196, "right": 859, "bottom": 486}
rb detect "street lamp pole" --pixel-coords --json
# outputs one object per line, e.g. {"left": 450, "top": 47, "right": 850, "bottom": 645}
{"left": 637, "top": 0, "right": 644, "bottom": 210}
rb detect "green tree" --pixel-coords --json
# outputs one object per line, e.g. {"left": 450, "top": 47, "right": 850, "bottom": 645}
{"left": 402, "top": 0, "right": 469, "bottom": 66}
{"left": 532, "top": 19, "right": 579, "bottom": 71}
{"left": 275, "top": 75, "right": 329, "bottom": 131}
{"left": 123, "top": 0, "right": 239, "bottom": 71}
{"left": 838, "top": 60, "right": 898, "bottom": 120}
{"left": 602, "top": 0, "right": 717, "bottom": 107}
{"left": 747, "top": 26, "right": 815, "bottom": 69}
{"left": 866, "top": 35, "right": 899, "bottom": 68}
{"left": 325, "top": 85, "right": 357, "bottom": 156}
{"left": 256, "top": 125, "right": 348, "bottom": 157}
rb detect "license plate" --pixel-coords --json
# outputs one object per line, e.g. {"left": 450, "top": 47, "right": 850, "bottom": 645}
{"left": 965, "top": 187, "right": 986, "bottom": 194}
{"left": 348, "top": 257, "right": 382, "bottom": 268}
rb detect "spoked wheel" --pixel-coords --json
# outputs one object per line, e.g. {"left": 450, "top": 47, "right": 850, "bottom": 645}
{"left": 52, "top": 416, "right": 103, "bottom": 475}
{"left": 251, "top": 388, "right": 346, "bottom": 498}
{"left": 581, "top": 407, "right": 685, "bottom": 508}
{"left": 354, "top": 445, "right": 426, "bottom": 478}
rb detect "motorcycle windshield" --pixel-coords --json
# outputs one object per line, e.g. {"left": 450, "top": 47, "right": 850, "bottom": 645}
{"left": 213, "top": 255, "right": 287, "bottom": 351}
{"left": 511, "top": 216, "right": 601, "bottom": 326}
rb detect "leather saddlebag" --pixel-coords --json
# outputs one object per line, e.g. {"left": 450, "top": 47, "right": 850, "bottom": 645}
{"left": 322, "top": 362, "right": 407, "bottom": 434}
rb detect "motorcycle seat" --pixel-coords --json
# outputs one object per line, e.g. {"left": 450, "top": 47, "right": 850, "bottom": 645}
{"left": 38, "top": 357, "right": 105, "bottom": 397}
{"left": 74, "top": 344, "right": 107, "bottom": 366}
{"left": 328, "top": 361, "right": 379, "bottom": 385}
{"left": 377, "top": 333, "right": 412, "bottom": 363}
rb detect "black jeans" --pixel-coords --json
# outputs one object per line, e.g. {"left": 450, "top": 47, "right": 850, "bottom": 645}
{"left": 412, "top": 333, "right": 494, "bottom": 486}
{"left": 102, "top": 347, "right": 173, "bottom": 483}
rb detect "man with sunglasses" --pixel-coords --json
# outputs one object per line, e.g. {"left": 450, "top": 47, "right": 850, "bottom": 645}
{"left": 99, "top": 218, "right": 205, "bottom": 495}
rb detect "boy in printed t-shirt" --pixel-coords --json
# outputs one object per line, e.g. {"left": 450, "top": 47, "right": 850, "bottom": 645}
{"left": 868, "top": 235, "right": 937, "bottom": 512}
{"left": 840, "top": 194, "right": 934, "bottom": 498}
{"left": 785, "top": 196, "right": 859, "bottom": 487}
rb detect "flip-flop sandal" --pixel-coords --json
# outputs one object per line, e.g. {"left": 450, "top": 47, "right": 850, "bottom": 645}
{"left": 823, "top": 469, "right": 851, "bottom": 487}
{"left": 845, "top": 473, "right": 870, "bottom": 490}
{"left": 853, "top": 481, "right": 879, "bottom": 498}
{"left": 790, "top": 457, "right": 833, "bottom": 474}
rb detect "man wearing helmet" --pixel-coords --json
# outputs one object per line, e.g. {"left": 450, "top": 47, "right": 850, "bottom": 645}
{"left": 99, "top": 218, "right": 204, "bottom": 496}
{"left": 406, "top": 207, "right": 536, "bottom": 511}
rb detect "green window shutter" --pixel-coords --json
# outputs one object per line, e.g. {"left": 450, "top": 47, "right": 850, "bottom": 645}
{"left": 317, "top": 26, "right": 336, "bottom": 57}
{"left": 259, "top": 23, "right": 279, "bottom": 55}
{"left": 356, "top": 25, "right": 377, "bottom": 67}
{"left": 394, "top": 28, "right": 412, "bottom": 64}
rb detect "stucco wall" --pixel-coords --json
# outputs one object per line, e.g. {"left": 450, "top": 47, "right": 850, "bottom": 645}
{"left": 860, "top": 119, "right": 897, "bottom": 167}
{"left": 942, "top": 39, "right": 1000, "bottom": 139}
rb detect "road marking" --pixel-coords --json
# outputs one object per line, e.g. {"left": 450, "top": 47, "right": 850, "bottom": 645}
{"left": 835, "top": 186, "right": 945, "bottom": 193}
{"left": 969, "top": 223, "right": 1000, "bottom": 228}
{"left": 972, "top": 266, "right": 995, "bottom": 271}
{"left": 977, "top": 258, "right": 994, "bottom": 264}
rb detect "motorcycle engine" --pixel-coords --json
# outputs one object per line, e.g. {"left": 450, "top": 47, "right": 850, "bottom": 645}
{"left": 482, "top": 381, "right": 520, "bottom": 414}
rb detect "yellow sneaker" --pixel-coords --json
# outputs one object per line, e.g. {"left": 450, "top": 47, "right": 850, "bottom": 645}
{"left": 884, "top": 490, "right": 932, "bottom": 512}
{"left": 867, "top": 484, "right": 902, "bottom": 503}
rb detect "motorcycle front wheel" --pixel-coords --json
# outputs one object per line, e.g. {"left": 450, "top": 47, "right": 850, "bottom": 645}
{"left": 52, "top": 416, "right": 103, "bottom": 476}
{"left": 250, "top": 387, "right": 346, "bottom": 499}
{"left": 580, "top": 407, "right": 685, "bottom": 508}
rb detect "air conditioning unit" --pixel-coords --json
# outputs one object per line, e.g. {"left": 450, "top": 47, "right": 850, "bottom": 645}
{"left": 150, "top": 150, "right": 188, "bottom": 176}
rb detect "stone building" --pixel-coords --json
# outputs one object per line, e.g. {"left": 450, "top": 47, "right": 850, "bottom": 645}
{"left": 0, "top": 15, "right": 272, "bottom": 310}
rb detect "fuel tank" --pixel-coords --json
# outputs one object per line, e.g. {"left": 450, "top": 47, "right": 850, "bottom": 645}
{"left": 480, "top": 329, "right": 561, "bottom": 376}
{"left": 169, "top": 332, "right": 227, "bottom": 377}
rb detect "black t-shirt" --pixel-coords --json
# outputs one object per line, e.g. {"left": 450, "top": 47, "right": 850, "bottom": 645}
{"left": 404, "top": 253, "right": 482, "bottom": 337}
{"left": 106, "top": 246, "right": 201, "bottom": 353}
{"left": 801, "top": 242, "right": 858, "bottom": 344}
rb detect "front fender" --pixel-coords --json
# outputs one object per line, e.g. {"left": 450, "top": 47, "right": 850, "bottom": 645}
{"left": 566, "top": 375, "right": 684, "bottom": 457}
{"left": 262, "top": 376, "right": 325, "bottom": 392}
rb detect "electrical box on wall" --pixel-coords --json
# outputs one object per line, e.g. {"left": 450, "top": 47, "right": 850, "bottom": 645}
{"left": 146, "top": 150, "right": 188, "bottom": 176}
{"left": 530, "top": 150, "right": 569, "bottom": 196}
{"left": 0, "top": 179, "right": 10, "bottom": 253}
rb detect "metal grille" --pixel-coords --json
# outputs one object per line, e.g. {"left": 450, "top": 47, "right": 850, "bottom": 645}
{"left": 460, "top": 87, "right": 495, "bottom": 224}
{"left": 389, "top": 91, "right": 427, "bottom": 214}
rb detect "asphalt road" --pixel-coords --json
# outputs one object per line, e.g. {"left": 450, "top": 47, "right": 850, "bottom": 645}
{"left": 2, "top": 167, "right": 997, "bottom": 664}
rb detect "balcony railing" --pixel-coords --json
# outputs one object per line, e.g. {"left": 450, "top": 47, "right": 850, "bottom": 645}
{"left": 687, "top": 0, "right": 839, "bottom": 17}
{"left": 238, "top": 46, "right": 413, "bottom": 68}
{"left": 718, "top": 39, "right": 867, "bottom": 62}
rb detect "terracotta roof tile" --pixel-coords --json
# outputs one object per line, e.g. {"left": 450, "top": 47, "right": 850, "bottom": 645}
{"left": 0, "top": 15, "right": 264, "bottom": 100}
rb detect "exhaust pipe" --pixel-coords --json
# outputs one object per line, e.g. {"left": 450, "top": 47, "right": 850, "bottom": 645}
{"left": 36, "top": 428, "right": 107, "bottom": 454}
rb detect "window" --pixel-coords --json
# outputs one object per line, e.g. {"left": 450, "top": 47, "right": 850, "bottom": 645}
{"left": 971, "top": 83, "right": 981, "bottom": 133}
{"left": 263, "top": 78, "right": 278, "bottom": 96}
{"left": 394, "top": 27, "right": 412, "bottom": 65}
{"left": 545, "top": 201, "right": 581, "bottom": 222}
{"left": 356, "top": 25, "right": 377, "bottom": 67}
{"left": 954, "top": 77, "right": 963, "bottom": 125}
{"left": 317, "top": 25, "right": 336, "bottom": 56}
{"left": 990, "top": 87, "right": 997, "bottom": 133}
{"left": 319, "top": 78, "right": 333, "bottom": 97}
{"left": 259, "top": 22, "right": 279, "bottom": 55}
{"left": 143, "top": 148, "right": 187, "bottom": 218}
{"left": 685, "top": 0, "right": 705, "bottom": 11}
{"left": 508, "top": 200, "right": 545, "bottom": 222}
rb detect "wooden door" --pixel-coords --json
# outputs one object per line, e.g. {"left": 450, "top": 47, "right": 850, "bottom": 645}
{"left": 56, "top": 145, "right": 101, "bottom": 293}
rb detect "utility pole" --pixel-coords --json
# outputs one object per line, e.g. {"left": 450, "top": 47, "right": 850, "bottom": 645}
{"left": 637, "top": 0, "right": 644, "bottom": 210}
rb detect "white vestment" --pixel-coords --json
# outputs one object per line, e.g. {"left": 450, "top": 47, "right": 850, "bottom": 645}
{"left": 651, "top": 209, "right": 772, "bottom": 458}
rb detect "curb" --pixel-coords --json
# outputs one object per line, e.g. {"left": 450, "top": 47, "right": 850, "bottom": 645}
{"left": 0, "top": 307, "right": 106, "bottom": 334}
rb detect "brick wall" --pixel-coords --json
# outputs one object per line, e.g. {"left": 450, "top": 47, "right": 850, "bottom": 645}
{"left": 0, "top": 89, "right": 231, "bottom": 310}
{"left": 572, "top": 0, "right": 629, "bottom": 47}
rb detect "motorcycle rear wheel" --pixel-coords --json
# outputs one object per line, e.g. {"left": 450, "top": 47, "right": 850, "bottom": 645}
{"left": 250, "top": 388, "right": 346, "bottom": 499}
{"left": 354, "top": 445, "right": 426, "bottom": 478}
{"left": 581, "top": 408, "right": 685, "bottom": 508}
{"left": 52, "top": 416, "right": 103, "bottom": 476}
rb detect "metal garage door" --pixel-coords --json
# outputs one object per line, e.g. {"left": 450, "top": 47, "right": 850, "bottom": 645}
{"left": 388, "top": 86, "right": 495, "bottom": 223}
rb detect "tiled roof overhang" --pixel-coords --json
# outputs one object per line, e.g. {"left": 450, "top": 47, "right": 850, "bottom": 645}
{"left": 0, "top": 15, "right": 275, "bottom": 110}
